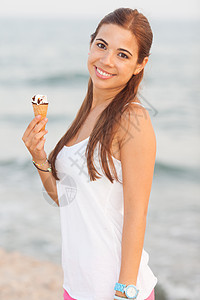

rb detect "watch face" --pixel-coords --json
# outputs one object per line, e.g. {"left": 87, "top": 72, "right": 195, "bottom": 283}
{"left": 126, "top": 286, "right": 137, "bottom": 298}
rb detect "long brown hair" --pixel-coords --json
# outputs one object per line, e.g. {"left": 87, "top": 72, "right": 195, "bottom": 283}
{"left": 48, "top": 8, "right": 153, "bottom": 183}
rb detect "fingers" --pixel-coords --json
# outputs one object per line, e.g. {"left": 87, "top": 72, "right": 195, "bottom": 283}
{"left": 35, "top": 136, "right": 46, "bottom": 151}
{"left": 22, "top": 115, "right": 49, "bottom": 163}
{"left": 29, "top": 129, "right": 48, "bottom": 150}
{"left": 22, "top": 116, "right": 48, "bottom": 143}
{"left": 22, "top": 115, "right": 41, "bottom": 142}
{"left": 33, "top": 117, "right": 48, "bottom": 133}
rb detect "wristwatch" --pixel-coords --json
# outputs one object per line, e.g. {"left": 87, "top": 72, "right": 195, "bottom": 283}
{"left": 114, "top": 282, "right": 139, "bottom": 299}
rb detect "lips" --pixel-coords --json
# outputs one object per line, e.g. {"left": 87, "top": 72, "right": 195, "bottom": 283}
{"left": 94, "top": 66, "right": 116, "bottom": 79}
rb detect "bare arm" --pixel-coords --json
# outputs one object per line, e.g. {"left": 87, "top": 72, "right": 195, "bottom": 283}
{"left": 22, "top": 115, "right": 59, "bottom": 206}
{"left": 115, "top": 106, "right": 156, "bottom": 297}
{"left": 33, "top": 160, "right": 59, "bottom": 206}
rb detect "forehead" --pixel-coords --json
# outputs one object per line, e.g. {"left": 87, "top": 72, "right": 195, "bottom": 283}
{"left": 95, "top": 23, "right": 138, "bottom": 52}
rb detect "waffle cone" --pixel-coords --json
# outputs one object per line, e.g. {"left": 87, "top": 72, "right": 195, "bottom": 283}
{"left": 32, "top": 103, "right": 48, "bottom": 131}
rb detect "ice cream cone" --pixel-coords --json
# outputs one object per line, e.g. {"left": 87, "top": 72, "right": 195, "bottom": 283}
{"left": 32, "top": 103, "right": 48, "bottom": 131}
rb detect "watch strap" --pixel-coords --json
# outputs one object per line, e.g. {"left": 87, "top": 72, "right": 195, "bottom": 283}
{"left": 114, "top": 282, "right": 126, "bottom": 293}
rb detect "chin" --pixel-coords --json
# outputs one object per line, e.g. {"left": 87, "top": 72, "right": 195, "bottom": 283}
{"left": 92, "top": 79, "right": 114, "bottom": 89}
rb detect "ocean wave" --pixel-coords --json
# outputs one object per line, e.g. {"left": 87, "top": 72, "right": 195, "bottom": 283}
{"left": 0, "top": 158, "right": 199, "bottom": 182}
{"left": 0, "top": 159, "right": 32, "bottom": 171}
{"left": 154, "top": 160, "right": 200, "bottom": 182}
{"left": 0, "top": 72, "right": 90, "bottom": 87}
{"left": 0, "top": 113, "right": 72, "bottom": 124}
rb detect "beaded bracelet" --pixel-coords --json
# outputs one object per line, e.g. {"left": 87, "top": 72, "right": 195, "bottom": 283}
{"left": 32, "top": 158, "right": 48, "bottom": 167}
{"left": 32, "top": 159, "right": 52, "bottom": 172}
{"left": 114, "top": 295, "right": 128, "bottom": 299}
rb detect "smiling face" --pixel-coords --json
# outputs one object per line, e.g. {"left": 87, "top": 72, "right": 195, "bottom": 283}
{"left": 87, "top": 23, "right": 147, "bottom": 95}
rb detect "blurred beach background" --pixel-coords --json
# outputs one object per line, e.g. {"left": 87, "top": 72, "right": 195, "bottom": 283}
{"left": 0, "top": 0, "right": 199, "bottom": 299}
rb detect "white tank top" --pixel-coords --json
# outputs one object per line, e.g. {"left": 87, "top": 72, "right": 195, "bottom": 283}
{"left": 55, "top": 102, "right": 158, "bottom": 300}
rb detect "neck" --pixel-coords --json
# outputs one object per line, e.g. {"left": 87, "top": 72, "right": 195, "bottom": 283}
{"left": 91, "top": 86, "right": 124, "bottom": 110}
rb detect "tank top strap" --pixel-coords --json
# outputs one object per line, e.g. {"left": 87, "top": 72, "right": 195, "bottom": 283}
{"left": 124, "top": 101, "right": 146, "bottom": 109}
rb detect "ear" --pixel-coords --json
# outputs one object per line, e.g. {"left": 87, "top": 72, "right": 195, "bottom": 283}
{"left": 133, "top": 57, "right": 149, "bottom": 75}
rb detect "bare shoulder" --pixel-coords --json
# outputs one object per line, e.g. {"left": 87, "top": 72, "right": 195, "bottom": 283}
{"left": 117, "top": 104, "right": 156, "bottom": 150}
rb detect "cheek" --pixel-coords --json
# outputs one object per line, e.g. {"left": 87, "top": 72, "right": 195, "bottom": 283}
{"left": 87, "top": 54, "right": 97, "bottom": 75}
{"left": 87, "top": 50, "right": 101, "bottom": 74}
{"left": 87, "top": 52, "right": 96, "bottom": 67}
{"left": 126, "top": 63, "right": 136, "bottom": 76}
{"left": 118, "top": 64, "right": 134, "bottom": 79}
{"left": 87, "top": 55, "right": 93, "bottom": 71}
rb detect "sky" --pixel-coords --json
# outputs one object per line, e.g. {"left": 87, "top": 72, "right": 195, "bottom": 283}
{"left": 1, "top": 0, "right": 199, "bottom": 20}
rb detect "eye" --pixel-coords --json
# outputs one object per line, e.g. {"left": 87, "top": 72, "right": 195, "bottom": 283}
{"left": 118, "top": 52, "right": 129, "bottom": 59}
{"left": 96, "top": 42, "right": 106, "bottom": 49}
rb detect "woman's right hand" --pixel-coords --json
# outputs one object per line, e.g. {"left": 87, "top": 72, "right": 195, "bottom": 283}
{"left": 22, "top": 115, "right": 48, "bottom": 164}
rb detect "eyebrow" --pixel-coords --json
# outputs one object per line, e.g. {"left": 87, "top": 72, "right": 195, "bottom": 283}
{"left": 96, "top": 38, "right": 133, "bottom": 56}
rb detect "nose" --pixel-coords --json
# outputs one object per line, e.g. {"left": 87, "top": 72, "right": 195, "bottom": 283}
{"left": 100, "top": 50, "right": 114, "bottom": 67}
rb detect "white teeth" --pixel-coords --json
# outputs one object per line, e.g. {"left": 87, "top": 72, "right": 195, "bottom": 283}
{"left": 96, "top": 67, "right": 113, "bottom": 77}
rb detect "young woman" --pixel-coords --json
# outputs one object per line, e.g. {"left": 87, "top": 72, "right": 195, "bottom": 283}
{"left": 22, "top": 8, "right": 157, "bottom": 300}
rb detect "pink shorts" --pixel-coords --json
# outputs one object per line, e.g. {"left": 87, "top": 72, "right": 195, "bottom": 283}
{"left": 63, "top": 288, "right": 155, "bottom": 300}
